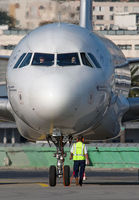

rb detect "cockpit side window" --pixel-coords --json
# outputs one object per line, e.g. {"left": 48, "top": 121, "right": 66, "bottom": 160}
{"left": 88, "top": 53, "right": 102, "bottom": 68}
{"left": 57, "top": 53, "right": 80, "bottom": 66}
{"left": 32, "top": 53, "right": 54, "bottom": 66}
{"left": 80, "top": 53, "right": 93, "bottom": 68}
{"left": 13, "top": 53, "right": 26, "bottom": 69}
{"left": 19, "top": 53, "right": 32, "bottom": 68}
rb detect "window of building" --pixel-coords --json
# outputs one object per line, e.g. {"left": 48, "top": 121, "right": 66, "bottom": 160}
{"left": 135, "top": 45, "right": 139, "bottom": 50}
{"left": 15, "top": 3, "right": 20, "bottom": 8}
{"left": 2, "top": 45, "right": 15, "bottom": 50}
{"left": 93, "top": 15, "right": 95, "bottom": 20}
{"left": 96, "top": 15, "right": 104, "bottom": 20}
{"left": 76, "top": 6, "right": 80, "bottom": 11}
{"left": 124, "top": 6, "right": 128, "bottom": 12}
{"left": 80, "top": 53, "right": 93, "bottom": 68}
{"left": 96, "top": 24, "right": 104, "bottom": 27}
{"left": 26, "top": 11, "right": 29, "bottom": 18}
{"left": 109, "top": 7, "right": 114, "bottom": 12}
{"left": 39, "top": 5, "right": 45, "bottom": 10}
{"left": 93, "top": 6, "right": 95, "bottom": 11}
{"left": 118, "top": 45, "right": 132, "bottom": 50}
{"left": 110, "top": 15, "right": 114, "bottom": 20}
{"left": 133, "top": 7, "right": 139, "bottom": 12}
{"left": 57, "top": 53, "right": 80, "bottom": 66}
{"left": 95, "top": 6, "right": 99, "bottom": 12}
{"left": 136, "top": 16, "right": 139, "bottom": 24}
{"left": 16, "top": 20, "right": 20, "bottom": 25}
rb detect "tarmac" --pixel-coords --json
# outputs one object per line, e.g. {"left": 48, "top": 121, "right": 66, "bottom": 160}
{"left": 0, "top": 169, "right": 138, "bottom": 200}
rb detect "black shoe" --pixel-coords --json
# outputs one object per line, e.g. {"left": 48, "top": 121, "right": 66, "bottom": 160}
{"left": 79, "top": 180, "right": 82, "bottom": 186}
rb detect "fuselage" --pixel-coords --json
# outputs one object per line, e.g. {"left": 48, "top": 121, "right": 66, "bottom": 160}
{"left": 6, "top": 23, "right": 130, "bottom": 141}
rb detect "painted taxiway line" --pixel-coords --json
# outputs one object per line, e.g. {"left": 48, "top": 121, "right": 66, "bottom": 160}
{"left": 38, "top": 183, "right": 49, "bottom": 187}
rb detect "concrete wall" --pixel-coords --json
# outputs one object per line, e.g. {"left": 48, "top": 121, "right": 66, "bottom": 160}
{"left": 1, "top": 145, "right": 139, "bottom": 169}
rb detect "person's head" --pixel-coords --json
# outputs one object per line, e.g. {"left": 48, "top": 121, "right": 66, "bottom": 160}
{"left": 71, "top": 56, "right": 76, "bottom": 64}
{"left": 77, "top": 136, "right": 84, "bottom": 142}
{"left": 39, "top": 57, "right": 45, "bottom": 63}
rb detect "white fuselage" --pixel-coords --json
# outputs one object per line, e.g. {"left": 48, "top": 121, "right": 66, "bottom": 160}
{"left": 6, "top": 23, "right": 129, "bottom": 141}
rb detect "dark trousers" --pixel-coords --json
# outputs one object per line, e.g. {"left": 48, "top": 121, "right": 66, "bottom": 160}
{"left": 73, "top": 160, "right": 85, "bottom": 185}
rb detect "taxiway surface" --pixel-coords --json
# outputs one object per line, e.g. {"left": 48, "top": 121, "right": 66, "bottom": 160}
{"left": 0, "top": 169, "right": 138, "bottom": 200}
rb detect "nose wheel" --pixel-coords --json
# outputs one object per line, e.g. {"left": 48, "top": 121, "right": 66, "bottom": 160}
{"left": 49, "top": 165, "right": 56, "bottom": 187}
{"left": 48, "top": 133, "right": 72, "bottom": 187}
{"left": 63, "top": 165, "right": 70, "bottom": 186}
{"left": 49, "top": 165, "right": 70, "bottom": 187}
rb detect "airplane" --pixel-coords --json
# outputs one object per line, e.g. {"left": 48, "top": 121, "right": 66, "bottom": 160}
{"left": 0, "top": 0, "right": 139, "bottom": 186}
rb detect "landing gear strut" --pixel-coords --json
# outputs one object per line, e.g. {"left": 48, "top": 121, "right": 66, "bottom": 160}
{"left": 48, "top": 130, "right": 72, "bottom": 187}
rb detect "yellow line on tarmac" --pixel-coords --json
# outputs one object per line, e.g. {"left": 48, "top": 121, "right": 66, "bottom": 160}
{"left": 38, "top": 183, "right": 49, "bottom": 187}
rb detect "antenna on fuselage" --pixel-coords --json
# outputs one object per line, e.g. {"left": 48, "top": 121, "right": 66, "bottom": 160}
{"left": 58, "top": 12, "right": 61, "bottom": 25}
{"left": 56, "top": 0, "right": 61, "bottom": 25}
{"left": 80, "top": 0, "right": 93, "bottom": 31}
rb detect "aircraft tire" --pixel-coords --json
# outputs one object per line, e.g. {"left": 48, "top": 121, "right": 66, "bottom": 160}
{"left": 49, "top": 165, "right": 56, "bottom": 186}
{"left": 63, "top": 165, "right": 70, "bottom": 186}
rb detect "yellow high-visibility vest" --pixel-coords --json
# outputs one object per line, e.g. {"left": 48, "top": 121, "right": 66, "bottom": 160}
{"left": 73, "top": 142, "right": 86, "bottom": 161}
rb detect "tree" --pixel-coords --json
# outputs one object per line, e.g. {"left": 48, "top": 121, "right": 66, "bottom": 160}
{"left": 0, "top": 11, "right": 15, "bottom": 29}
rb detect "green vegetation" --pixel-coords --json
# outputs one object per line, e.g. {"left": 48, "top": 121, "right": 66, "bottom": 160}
{"left": 0, "top": 11, "right": 15, "bottom": 29}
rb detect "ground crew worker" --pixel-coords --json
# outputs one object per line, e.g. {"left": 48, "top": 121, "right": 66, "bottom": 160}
{"left": 69, "top": 136, "right": 89, "bottom": 186}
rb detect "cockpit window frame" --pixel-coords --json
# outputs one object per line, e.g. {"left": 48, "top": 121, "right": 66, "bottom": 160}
{"left": 87, "top": 53, "right": 102, "bottom": 69}
{"left": 13, "top": 53, "right": 27, "bottom": 69}
{"left": 56, "top": 52, "right": 81, "bottom": 67}
{"left": 80, "top": 52, "right": 94, "bottom": 68}
{"left": 13, "top": 52, "right": 33, "bottom": 69}
{"left": 31, "top": 52, "right": 55, "bottom": 67}
{"left": 19, "top": 52, "right": 32, "bottom": 68}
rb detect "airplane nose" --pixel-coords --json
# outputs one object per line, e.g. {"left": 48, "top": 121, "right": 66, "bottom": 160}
{"left": 39, "top": 88, "right": 71, "bottom": 119}
{"left": 31, "top": 75, "right": 79, "bottom": 120}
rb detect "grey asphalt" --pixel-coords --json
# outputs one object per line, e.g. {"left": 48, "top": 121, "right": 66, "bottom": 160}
{"left": 0, "top": 169, "right": 138, "bottom": 200}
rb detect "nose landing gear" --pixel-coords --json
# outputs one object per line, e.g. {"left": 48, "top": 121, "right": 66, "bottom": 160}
{"left": 48, "top": 132, "right": 72, "bottom": 187}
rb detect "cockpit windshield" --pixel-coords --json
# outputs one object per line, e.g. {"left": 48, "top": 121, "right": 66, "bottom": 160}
{"left": 57, "top": 53, "right": 80, "bottom": 66}
{"left": 32, "top": 53, "right": 54, "bottom": 66}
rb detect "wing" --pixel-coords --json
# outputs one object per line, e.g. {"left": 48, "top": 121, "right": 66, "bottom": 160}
{"left": 128, "top": 58, "right": 139, "bottom": 96}
{"left": 0, "top": 55, "right": 9, "bottom": 85}
{"left": 0, "top": 55, "right": 15, "bottom": 121}
{"left": 0, "top": 97, "right": 15, "bottom": 122}
{"left": 128, "top": 57, "right": 139, "bottom": 64}
{"left": 122, "top": 97, "right": 139, "bottom": 122}
{"left": 122, "top": 58, "right": 139, "bottom": 122}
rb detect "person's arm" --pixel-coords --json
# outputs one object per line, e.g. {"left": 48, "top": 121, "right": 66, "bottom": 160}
{"left": 85, "top": 153, "right": 90, "bottom": 165}
{"left": 69, "top": 145, "right": 74, "bottom": 160}
{"left": 70, "top": 153, "right": 73, "bottom": 160}
{"left": 84, "top": 145, "right": 90, "bottom": 165}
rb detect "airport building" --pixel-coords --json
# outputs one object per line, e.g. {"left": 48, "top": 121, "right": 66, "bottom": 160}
{"left": 1, "top": 29, "right": 139, "bottom": 58}
{"left": 0, "top": 0, "right": 139, "bottom": 31}
{"left": 92, "top": 1, "right": 139, "bottom": 31}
